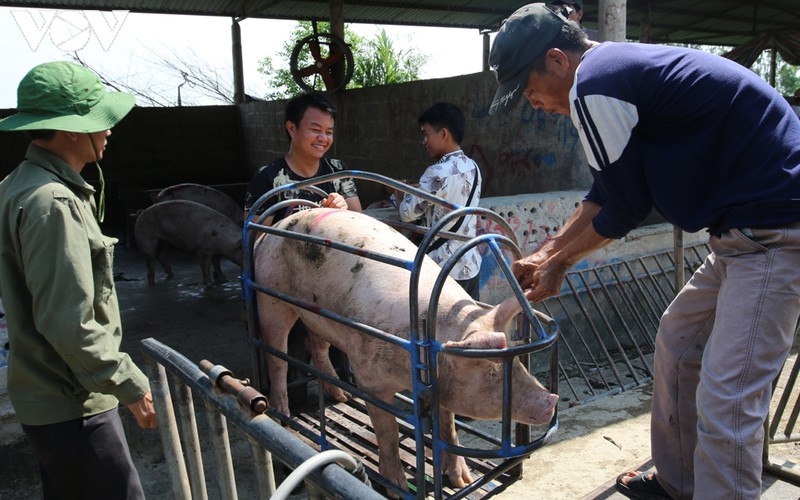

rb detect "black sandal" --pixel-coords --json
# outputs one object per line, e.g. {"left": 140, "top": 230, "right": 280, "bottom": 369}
{"left": 615, "top": 471, "right": 672, "bottom": 500}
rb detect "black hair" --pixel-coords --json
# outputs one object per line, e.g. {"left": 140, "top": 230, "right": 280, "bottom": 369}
{"left": 23, "top": 129, "right": 56, "bottom": 140}
{"left": 549, "top": 1, "right": 582, "bottom": 12}
{"left": 529, "top": 19, "right": 591, "bottom": 74}
{"left": 285, "top": 92, "right": 337, "bottom": 126}
{"left": 417, "top": 102, "right": 466, "bottom": 145}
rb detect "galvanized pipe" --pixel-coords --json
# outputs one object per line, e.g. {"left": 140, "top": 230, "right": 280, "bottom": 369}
{"left": 248, "top": 436, "right": 276, "bottom": 498}
{"left": 141, "top": 338, "right": 380, "bottom": 500}
{"left": 203, "top": 402, "right": 237, "bottom": 500}
{"left": 169, "top": 373, "right": 208, "bottom": 500}
{"left": 143, "top": 359, "right": 191, "bottom": 499}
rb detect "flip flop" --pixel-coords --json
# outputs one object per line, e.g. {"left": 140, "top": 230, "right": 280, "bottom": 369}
{"left": 615, "top": 471, "right": 672, "bottom": 500}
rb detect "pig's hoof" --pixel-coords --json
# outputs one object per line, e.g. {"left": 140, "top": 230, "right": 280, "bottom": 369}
{"left": 444, "top": 455, "right": 473, "bottom": 488}
{"left": 322, "top": 383, "right": 351, "bottom": 404}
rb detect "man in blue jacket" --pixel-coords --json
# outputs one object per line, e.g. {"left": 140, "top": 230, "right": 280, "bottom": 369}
{"left": 489, "top": 3, "right": 800, "bottom": 499}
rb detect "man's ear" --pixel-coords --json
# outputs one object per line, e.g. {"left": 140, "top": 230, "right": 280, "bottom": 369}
{"left": 285, "top": 120, "right": 296, "bottom": 138}
{"left": 546, "top": 48, "right": 572, "bottom": 76}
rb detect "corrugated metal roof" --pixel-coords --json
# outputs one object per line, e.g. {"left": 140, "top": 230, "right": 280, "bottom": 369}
{"left": 1, "top": 0, "right": 799, "bottom": 46}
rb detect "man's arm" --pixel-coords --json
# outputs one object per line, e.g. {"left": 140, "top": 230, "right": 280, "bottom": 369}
{"left": 513, "top": 200, "right": 613, "bottom": 302}
{"left": 345, "top": 195, "right": 363, "bottom": 212}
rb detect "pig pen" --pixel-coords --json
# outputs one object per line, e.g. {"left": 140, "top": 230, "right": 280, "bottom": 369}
{"left": 242, "top": 172, "right": 560, "bottom": 499}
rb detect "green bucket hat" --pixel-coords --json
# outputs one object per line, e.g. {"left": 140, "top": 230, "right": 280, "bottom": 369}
{"left": 0, "top": 61, "right": 135, "bottom": 133}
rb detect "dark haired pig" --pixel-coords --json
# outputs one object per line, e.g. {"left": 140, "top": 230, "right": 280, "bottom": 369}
{"left": 253, "top": 208, "right": 557, "bottom": 492}
{"left": 154, "top": 183, "right": 243, "bottom": 225}
{"left": 135, "top": 200, "right": 243, "bottom": 287}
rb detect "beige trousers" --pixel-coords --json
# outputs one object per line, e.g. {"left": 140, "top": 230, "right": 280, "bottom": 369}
{"left": 651, "top": 226, "right": 800, "bottom": 499}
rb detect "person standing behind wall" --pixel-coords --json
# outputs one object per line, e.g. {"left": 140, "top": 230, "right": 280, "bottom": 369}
{"left": 488, "top": 3, "right": 800, "bottom": 499}
{"left": 395, "top": 102, "right": 483, "bottom": 300}
{"left": 548, "top": 0, "right": 599, "bottom": 41}
{"left": 0, "top": 61, "right": 156, "bottom": 500}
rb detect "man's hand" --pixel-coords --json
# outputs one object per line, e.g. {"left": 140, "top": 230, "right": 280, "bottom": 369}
{"left": 513, "top": 254, "right": 545, "bottom": 290}
{"left": 127, "top": 390, "right": 157, "bottom": 429}
{"left": 513, "top": 254, "right": 568, "bottom": 303}
{"left": 321, "top": 192, "right": 348, "bottom": 210}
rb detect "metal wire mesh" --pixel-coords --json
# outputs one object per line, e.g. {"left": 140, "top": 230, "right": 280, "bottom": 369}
{"left": 538, "top": 242, "right": 711, "bottom": 406}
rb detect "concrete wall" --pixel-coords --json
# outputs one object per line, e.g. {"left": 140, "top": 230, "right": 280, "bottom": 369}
{"left": 239, "top": 71, "right": 594, "bottom": 208}
{"left": 0, "top": 106, "right": 248, "bottom": 241}
{"left": 475, "top": 191, "right": 708, "bottom": 304}
{"left": 2, "top": 71, "right": 592, "bottom": 229}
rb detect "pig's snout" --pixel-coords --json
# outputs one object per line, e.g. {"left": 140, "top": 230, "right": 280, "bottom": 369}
{"left": 532, "top": 393, "right": 559, "bottom": 424}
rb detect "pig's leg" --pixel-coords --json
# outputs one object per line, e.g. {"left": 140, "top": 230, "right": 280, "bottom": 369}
{"left": 155, "top": 244, "right": 173, "bottom": 280}
{"left": 439, "top": 408, "right": 473, "bottom": 488}
{"left": 305, "top": 333, "right": 350, "bottom": 403}
{"left": 211, "top": 255, "right": 225, "bottom": 284}
{"left": 145, "top": 256, "right": 156, "bottom": 285}
{"left": 364, "top": 398, "right": 408, "bottom": 495}
{"left": 197, "top": 252, "right": 214, "bottom": 288}
{"left": 258, "top": 296, "right": 300, "bottom": 415}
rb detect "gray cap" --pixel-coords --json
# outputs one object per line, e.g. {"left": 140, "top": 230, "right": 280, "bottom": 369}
{"left": 488, "top": 3, "right": 569, "bottom": 116}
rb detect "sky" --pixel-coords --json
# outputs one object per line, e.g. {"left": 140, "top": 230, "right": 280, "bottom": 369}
{"left": 0, "top": 7, "right": 489, "bottom": 108}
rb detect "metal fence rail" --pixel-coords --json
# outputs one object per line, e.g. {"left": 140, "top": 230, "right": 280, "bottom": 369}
{"left": 544, "top": 240, "right": 800, "bottom": 487}
{"left": 140, "top": 337, "right": 381, "bottom": 500}
{"left": 541, "top": 242, "right": 711, "bottom": 405}
{"left": 764, "top": 348, "right": 800, "bottom": 485}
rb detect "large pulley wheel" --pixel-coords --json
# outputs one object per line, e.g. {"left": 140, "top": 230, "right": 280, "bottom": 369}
{"left": 290, "top": 33, "right": 354, "bottom": 93}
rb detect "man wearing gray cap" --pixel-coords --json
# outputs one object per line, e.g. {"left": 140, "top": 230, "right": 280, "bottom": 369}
{"left": 488, "top": 3, "right": 800, "bottom": 499}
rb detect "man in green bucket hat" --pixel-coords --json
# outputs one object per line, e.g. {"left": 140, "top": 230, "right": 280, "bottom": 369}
{"left": 0, "top": 61, "right": 156, "bottom": 499}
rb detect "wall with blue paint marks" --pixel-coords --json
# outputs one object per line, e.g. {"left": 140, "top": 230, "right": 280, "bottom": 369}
{"left": 475, "top": 192, "right": 709, "bottom": 304}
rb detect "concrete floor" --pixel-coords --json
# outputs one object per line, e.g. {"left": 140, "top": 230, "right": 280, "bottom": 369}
{"left": 1, "top": 246, "right": 799, "bottom": 499}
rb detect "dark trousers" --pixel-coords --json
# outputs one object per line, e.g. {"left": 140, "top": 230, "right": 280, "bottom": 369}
{"left": 21, "top": 407, "right": 145, "bottom": 500}
{"left": 457, "top": 275, "right": 481, "bottom": 301}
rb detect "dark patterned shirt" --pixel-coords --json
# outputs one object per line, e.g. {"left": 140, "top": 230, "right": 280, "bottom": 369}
{"left": 244, "top": 157, "right": 358, "bottom": 223}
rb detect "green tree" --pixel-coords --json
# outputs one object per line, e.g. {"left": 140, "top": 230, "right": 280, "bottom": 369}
{"left": 257, "top": 22, "right": 427, "bottom": 99}
{"left": 750, "top": 51, "right": 800, "bottom": 96}
{"left": 351, "top": 29, "right": 428, "bottom": 88}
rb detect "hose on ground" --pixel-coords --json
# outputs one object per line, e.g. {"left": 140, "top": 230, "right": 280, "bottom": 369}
{"left": 271, "top": 449, "right": 371, "bottom": 499}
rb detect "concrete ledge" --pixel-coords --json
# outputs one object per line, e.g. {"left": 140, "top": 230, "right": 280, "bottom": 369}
{"left": 478, "top": 192, "right": 710, "bottom": 304}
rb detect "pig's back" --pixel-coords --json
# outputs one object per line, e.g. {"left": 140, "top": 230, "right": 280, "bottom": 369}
{"left": 156, "top": 183, "right": 242, "bottom": 224}
{"left": 254, "top": 208, "right": 471, "bottom": 337}
{"left": 136, "top": 200, "right": 239, "bottom": 251}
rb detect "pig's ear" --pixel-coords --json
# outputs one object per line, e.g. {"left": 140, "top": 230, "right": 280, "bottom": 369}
{"left": 490, "top": 296, "right": 523, "bottom": 335}
{"left": 444, "top": 331, "right": 507, "bottom": 350}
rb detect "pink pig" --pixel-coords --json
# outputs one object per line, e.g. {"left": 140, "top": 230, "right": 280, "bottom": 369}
{"left": 253, "top": 208, "right": 557, "bottom": 492}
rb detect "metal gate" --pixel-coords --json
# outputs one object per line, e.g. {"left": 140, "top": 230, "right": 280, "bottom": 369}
{"left": 543, "top": 239, "right": 800, "bottom": 485}
{"left": 540, "top": 242, "right": 712, "bottom": 404}
{"left": 242, "top": 171, "right": 560, "bottom": 499}
{"left": 140, "top": 337, "right": 380, "bottom": 499}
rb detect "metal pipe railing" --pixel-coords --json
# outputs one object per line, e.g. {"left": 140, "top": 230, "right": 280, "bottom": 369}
{"left": 141, "top": 337, "right": 381, "bottom": 500}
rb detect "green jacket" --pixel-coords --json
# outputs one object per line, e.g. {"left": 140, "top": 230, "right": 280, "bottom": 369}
{"left": 0, "top": 144, "right": 149, "bottom": 425}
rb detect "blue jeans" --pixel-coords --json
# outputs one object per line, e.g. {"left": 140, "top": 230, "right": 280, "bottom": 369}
{"left": 21, "top": 407, "right": 145, "bottom": 500}
{"left": 651, "top": 225, "right": 800, "bottom": 499}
